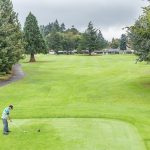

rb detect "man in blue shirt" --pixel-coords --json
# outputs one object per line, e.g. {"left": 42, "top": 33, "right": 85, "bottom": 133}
{"left": 1, "top": 105, "right": 13, "bottom": 135}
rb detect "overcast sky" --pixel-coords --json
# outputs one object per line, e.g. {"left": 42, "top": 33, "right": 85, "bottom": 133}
{"left": 12, "top": 0, "right": 149, "bottom": 41}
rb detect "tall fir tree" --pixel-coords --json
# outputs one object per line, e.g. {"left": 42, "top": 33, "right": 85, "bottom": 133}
{"left": 24, "top": 12, "right": 47, "bottom": 62}
{"left": 0, "top": 0, "right": 24, "bottom": 74}
{"left": 83, "top": 21, "right": 97, "bottom": 55}
{"left": 53, "top": 19, "right": 60, "bottom": 32}
{"left": 96, "top": 30, "right": 108, "bottom": 50}
{"left": 60, "top": 23, "right": 66, "bottom": 32}
{"left": 120, "top": 34, "right": 127, "bottom": 50}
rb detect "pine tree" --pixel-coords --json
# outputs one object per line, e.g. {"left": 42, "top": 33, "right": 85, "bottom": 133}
{"left": 60, "top": 23, "right": 66, "bottom": 32}
{"left": 96, "top": 30, "right": 108, "bottom": 50}
{"left": 53, "top": 19, "right": 60, "bottom": 32}
{"left": 120, "top": 34, "right": 127, "bottom": 50}
{"left": 83, "top": 22, "right": 97, "bottom": 55}
{"left": 0, "top": 0, "right": 24, "bottom": 74}
{"left": 24, "top": 12, "right": 48, "bottom": 62}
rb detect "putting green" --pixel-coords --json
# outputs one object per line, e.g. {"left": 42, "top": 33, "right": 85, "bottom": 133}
{"left": 0, "top": 118, "right": 146, "bottom": 150}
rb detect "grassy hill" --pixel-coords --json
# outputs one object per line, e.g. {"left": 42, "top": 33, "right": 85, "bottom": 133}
{"left": 0, "top": 55, "right": 149, "bottom": 150}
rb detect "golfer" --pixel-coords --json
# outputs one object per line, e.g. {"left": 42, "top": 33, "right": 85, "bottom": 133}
{"left": 1, "top": 105, "right": 13, "bottom": 135}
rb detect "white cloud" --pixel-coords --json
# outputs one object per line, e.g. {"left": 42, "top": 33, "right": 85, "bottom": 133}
{"left": 102, "top": 27, "right": 126, "bottom": 41}
{"left": 12, "top": 0, "right": 149, "bottom": 41}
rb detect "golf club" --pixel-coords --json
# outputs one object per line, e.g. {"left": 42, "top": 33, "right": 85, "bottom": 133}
{"left": 11, "top": 122, "right": 28, "bottom": 133}
{"left": 11, "top": 122, "right": 41, "bottom": 133}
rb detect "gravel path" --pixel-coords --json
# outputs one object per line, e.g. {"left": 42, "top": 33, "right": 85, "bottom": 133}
{"left": 0, "top": 64, "right": 25, "bottom": 87}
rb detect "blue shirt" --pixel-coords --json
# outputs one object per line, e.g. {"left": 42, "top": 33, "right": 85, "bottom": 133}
{"left": 1, "top": 107, "right": 10, "bottom": 119}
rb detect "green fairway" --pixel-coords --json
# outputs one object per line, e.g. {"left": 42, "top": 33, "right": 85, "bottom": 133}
{"left": 0, "top": 55, "right": 150, "bottom": 149}
{"left": 0, "top": 119, "right": 146, "bottom": 150}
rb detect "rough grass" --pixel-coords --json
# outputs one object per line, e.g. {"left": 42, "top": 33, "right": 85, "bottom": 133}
{"left": 0, "top": 54, "right": 150, "bottom": 149}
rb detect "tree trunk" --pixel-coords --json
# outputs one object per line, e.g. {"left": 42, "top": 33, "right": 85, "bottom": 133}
{"left": 55, "top": 50, "right": 59, "bottom": 55}
{"left": 89, "top": 50, "right": 92, "bottom": 56}
{"left": 30, "top": 53, "right": 36, "bottom": 62}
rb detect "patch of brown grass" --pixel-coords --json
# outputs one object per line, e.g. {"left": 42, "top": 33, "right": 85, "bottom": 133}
{"left": 0, "top": 74, "right": 11, "bottom": 81}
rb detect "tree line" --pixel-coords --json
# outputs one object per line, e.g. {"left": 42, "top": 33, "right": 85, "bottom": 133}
{"left": 0, "top": 0, "right": 149, "bottom": 75}
{"left": 40, "top": 20, "right": 109, "bottom": 55}
{"left": 0, "top": 0, "right": 109, "bottom": 75}
{"left": 40, "top": 20, "right": 129, "bottom": 55}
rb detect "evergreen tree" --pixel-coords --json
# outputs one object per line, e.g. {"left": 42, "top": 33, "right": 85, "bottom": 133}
{"left": 96, "top": 30, "right": 108, "bottom": 50}
{"left": 78, "top": 34, "right": 87, "bottom": 51}
{"left": 43, "top": 23, "right": 53, "bottom": 36}
{"left": 128, "top": 20, "right": 141, "bottom": 51}
{"left": 120, "top": 34, "right": 127, "bottom": 50}
{"left": 82, "top": 22, "right": 98, "bottom": 55}
{"left": 128, "top": 6, "right": 150, "bottom": 63}
{"left": 24, "top": 12, "right": 47, "bottom": 62}
{"left": 0, "top": 0, "right": 24, "bottom": 74}
{"left": 53, "top": 19, "right": 60, "bottom": 32}
{"left": 60, "top": 23, "right": 66, "bottom": 32}
{"left": 40, "top": 25, "right": 45, "bottom": 37}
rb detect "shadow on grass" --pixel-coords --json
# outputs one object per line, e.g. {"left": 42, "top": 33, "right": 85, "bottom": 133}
{"left": 22, "top": 60, "right": 54, "bottom": 64}
{"left": 77, "top": 54, "right": 102, "bottom": 57}
{"left": 144, "top": 139, "right": 150, "bottom": 150}
{"left": 139, "top": 78, "right": 150, "bottom": 88}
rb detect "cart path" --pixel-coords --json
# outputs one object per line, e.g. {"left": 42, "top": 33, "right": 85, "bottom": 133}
{"left": 0, "top": 64, "right": 25, "bottom": 87}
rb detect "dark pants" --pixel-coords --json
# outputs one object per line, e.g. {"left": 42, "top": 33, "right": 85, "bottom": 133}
{"left": 2, "top": 119, "right": 9, "bottom": 133}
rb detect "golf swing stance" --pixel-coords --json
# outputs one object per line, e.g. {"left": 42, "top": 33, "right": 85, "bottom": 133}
{"left": 1, "top": 105, "right": 13, "bottom": 135}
